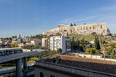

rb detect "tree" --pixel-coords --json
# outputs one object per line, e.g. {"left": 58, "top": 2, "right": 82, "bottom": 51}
{"left": 57, "top": 48, "right": 62, "bottom": 53}
{"left": 67, "top": 33, "right": 69, "bottom": 36}
{"left": 10, "top": 43, "right": 19, "bottom": 47}
{"left": 100, "top": 39, "right": 105, "bottom": 44}
{"left": 109, "top": 43, "right": 116, "bottom": 48}
{"left": 91, "top": 32, "right": 96, "bottom": 35}
{"left": 30, "top": 45, "right": 35, "bottom": 51}
{"left": 81, "top": 39, "right": 85, "bottom": 48}
{"left": 90, "top": 44, "right": 93, "bottom": 48}
{"left": 55, "top": 33, "right": 61, "bottom": 36}
{"left": 86, "top": 48, "right": 98, "bottom": 55}
{"left": 32, "top": 34, "right": 43, "bottom": 39}
{"left": 64, "top": 30, "right": 67, "bottom": 31}
{"left": 110, "top": 48, "right": 116, "bottom": 59}
{"left": 22, "top": 45, "right": 35, "bottom": 50}
{"left": 94, "top": 36, "right": 100, "bottom": 50}
{"left": 75, "top": 40, "right": 80, "bottom": 49}
{"left": 101, "top": 47, "right": 107, "bottom": 60}
{"left": 71, "top": 36, "right": 75, "bottom": 50}
{"left": 35, "top": 44, "right": 41, "bottom": 49}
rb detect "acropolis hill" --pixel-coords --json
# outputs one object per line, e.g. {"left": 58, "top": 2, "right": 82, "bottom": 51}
{"left": 43, "top": 23, "right": 111, "bottom": 36}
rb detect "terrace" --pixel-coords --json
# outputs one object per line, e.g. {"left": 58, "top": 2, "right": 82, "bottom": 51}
{"left": 35, "top": 53, "right": 116, "bottom": 77}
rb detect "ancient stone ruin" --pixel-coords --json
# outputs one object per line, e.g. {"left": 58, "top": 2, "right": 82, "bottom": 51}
{"left": 43, "top": 23, "right": 110, "bottom": 36}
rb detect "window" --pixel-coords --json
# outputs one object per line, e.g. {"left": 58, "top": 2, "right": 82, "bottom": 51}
{"left": 86, "top": 27, "right": 88, "bottom": 30}
{"left": 50, "top": 75, "right": 55, "bottom": 77}
{"left": 90, "top": 27, "right": 91, "bottom": 30}
{"left": 83, "top": 27, "right": 85, "bottom": 30}
{"left": 101, "top": 25, "right": 102, "bottom": 29}
{"left": 40, "top": 72, "right": 44, "bottom": 77}
{"left": 93, "top": 26, "right": 94, "bottom": 29}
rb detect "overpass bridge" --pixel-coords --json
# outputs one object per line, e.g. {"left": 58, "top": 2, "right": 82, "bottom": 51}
{"left": 0, "top": 48, "right": 45, "bottom": 77}
{"left": 0, "top": 64, "right": 34, "bottom": 77}
{"left": 0, "top": 67, "right": 15, "bottom": 75}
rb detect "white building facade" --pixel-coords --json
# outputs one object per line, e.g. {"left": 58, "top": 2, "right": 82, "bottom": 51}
{"left": 31, "top": 39, "right": 42, "bottom": 46}
{"left": 50, "top": 36, "right": 71, "bottom": 53}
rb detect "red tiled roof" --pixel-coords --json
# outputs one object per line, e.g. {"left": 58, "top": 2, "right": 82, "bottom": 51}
{"left": 32, "top": 39, "right": 41, "bottom": 41}
{"left": 46, "top": 38, "right": 49, "bottom": 40}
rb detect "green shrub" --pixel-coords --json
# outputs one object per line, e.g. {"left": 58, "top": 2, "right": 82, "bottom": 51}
{"left": 91, "top": 32, "right": 96, "bottom": 35}
{"left": 86, "top": 48, "right": 98, "bottom": 55}
{"left": 57, "top": 48, "right": 62, "bottom": 53}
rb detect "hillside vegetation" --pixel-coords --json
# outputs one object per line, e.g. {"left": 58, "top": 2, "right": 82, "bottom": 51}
{"left": 68, "top": 34, "right": 95, "bottom": 41}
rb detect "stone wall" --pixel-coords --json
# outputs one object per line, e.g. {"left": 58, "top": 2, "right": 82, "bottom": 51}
{"left": 43, "top": 23, "right": 110, "bottom": 36}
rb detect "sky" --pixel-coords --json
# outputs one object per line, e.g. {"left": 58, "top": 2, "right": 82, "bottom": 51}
{"left": 0, "top": 0, "right": 116, "bottom": 38}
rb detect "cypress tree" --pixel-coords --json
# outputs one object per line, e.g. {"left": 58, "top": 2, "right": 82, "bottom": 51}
{"left": 71, "top": 36, "right": 75, "bottom": 50}
{"left": 94, "top": 36, "right": 100, "bottom": 50}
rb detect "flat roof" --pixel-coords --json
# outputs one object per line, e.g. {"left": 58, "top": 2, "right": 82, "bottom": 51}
{"left": 37, "top": 53, "right": 116, "bottom": 74}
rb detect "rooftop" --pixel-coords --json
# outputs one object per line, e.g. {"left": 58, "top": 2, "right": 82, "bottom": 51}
{"left": 37, "top": 53, "right": 116, "bottom": 74}
{"left": 31, "top": 39, "right": 41, "bottom": 41}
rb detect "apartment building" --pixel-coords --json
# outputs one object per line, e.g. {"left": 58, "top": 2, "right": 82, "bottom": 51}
{"left": 31, "top": 39, "right": 42, "bottom": 46}
{"left": 49, "top": 36, "right": 71, "bottom": 53}
{"left": 42, "top": 38, "right": 50, "bottom": 49}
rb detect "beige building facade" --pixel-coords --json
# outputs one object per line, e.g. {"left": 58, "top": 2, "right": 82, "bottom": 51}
{"left": 43, "top": 23, "right": 110, "bottom": 36}
{"left": 42, "top": 38, "right": 49, "bottom": 49}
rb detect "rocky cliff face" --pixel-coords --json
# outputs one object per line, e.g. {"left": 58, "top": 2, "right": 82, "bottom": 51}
{"left": 43, "top": 23, "right": 110, "bottom": 36}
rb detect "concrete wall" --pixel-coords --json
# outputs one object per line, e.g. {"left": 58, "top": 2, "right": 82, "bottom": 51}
{"left": 35, "top": 68, "right": 70, "bottom": 77}
{"left": 76, "top": 53, "right": 116, "bottom": 62}
{"left": 77, "top": 53, "right": 102, "bottom": 59}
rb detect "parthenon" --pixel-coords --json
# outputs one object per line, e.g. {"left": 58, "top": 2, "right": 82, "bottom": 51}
{"left": 43, "top": 23, "right": 110, "bottom": 36}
